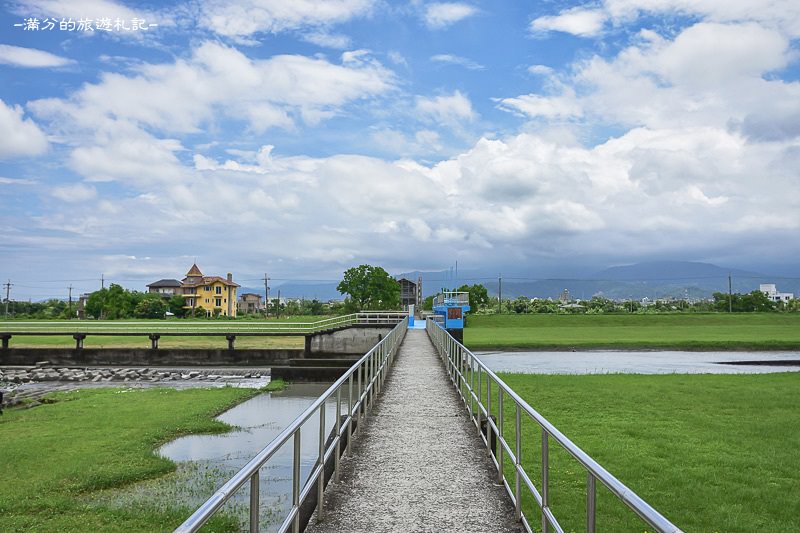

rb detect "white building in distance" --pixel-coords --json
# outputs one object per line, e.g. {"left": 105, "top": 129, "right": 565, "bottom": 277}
{"left": 760, "top": 284, "right": 794, "bottom": 303}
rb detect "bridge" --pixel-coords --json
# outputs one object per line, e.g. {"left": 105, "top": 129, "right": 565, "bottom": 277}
{"left": 174, "top": 308, "right": 684, "bottom": 533}
{"left": 0, "top": 313, "right": 405, "bottom": 373}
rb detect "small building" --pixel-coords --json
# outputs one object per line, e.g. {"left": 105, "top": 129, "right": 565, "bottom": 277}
{"left": 397, "top": 276, "right": 423, "bottom": 312}
{"left": 238, "top": 293, "right": 264, "bottom": 315}
{"left": 146, "top": 279, "right": 182, "bottom": 297}
{"left": 760, "top": 284, "right": 794, "bottom": 303}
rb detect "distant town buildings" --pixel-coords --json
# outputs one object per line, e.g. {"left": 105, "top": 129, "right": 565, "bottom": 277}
{"left": 147, "top": 263, "right": 240, "bottom": 317}
{"left": 760, "top": 284, "right": 794, "bottom": 303}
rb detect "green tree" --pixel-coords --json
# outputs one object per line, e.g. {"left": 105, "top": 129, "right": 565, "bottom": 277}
{"left": 134, "top": 294, "right": 167, "bottom": 319}
{"left": 456, "top": 284, "right": 489, "bottom": 311}
{"left": 168, "top": 294, "right": 187, "bottom": 317}
{"left": 337, "top": 265, "right": 400, "bottom": 311}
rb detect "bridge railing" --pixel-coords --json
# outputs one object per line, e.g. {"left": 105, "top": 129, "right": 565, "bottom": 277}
{"left": 426, "top": 319, "right": 683, "bottom": 533}
{"left": 0, "top": 312, "right": 406, "bottom": 337}
{"left": 175, "top": 315, "right": 408, "bottom": 533}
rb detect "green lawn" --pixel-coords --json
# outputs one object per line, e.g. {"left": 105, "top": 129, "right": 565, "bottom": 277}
{"left": 0, "top": 382, "right": 283, "bottom": 531}
{"left": 465, "top": 313, "right": 800, "bottom": 350}
{"left": 482, "top": 373, "right": 800, "bottom": 532}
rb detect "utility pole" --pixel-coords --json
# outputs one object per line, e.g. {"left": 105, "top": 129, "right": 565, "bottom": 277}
{"left": 101, "top": 273, "right": 105, "bottom": 289}
{"left": 277, "top": 289, "right": 281, "bottom": 319}
{"left": 263, "top": 273, "right": 270, "bottom": 317}
{"left": 498, "top": 275, "right": 502, "bottom": 314}
{"left": 68, "top": 285, "right": 73, "bottom": 317}
{"left": 3, "top": 279, "right": 11, "bottom": 318}
{"left": 728, "top": 273, "right": 733, "bottom": 313}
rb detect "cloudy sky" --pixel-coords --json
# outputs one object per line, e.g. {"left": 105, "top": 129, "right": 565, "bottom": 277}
{"left": 1, "top": 0, "right": 799, "bottom": 299}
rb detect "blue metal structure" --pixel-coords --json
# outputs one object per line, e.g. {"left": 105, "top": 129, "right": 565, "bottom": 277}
{"left": 432, "top": 291, "right": 470, "bottom": 342}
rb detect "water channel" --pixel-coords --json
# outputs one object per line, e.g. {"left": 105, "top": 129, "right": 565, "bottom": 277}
{"left": 477, "top": 350, "right": 800, "bottom": 374}
{"left": 98, "top": 382, "right": 337, "bottom": 532}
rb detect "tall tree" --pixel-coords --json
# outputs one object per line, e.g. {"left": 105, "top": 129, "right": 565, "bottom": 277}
{"left": 456, "top": 283, "right": 489, "bottom": 311}
{"left": 337, "top": 265, "right": 400, "bottom": 311}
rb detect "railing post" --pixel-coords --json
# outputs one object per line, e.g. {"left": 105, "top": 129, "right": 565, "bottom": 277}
{"left": 587, "top": 471, "right": 596, "bottom": 533}
{"left": 497, "top": 388, "right": 504, "bottom": 484}
{"left": 335, "top": 386, "right": 342, "bottom": 480}
{"left": 249, "top": 472, "right": 259, "bottom": 533}
{"left": 487, "top": 378, "right": 493, "bottom": 455}
{"left": 515, "top": 404, "right": 521, "bottom": 520}
{"left": 542, "top": 429, "right": 550, "bottom": 533}
{"left": 357, "top": 364, "right": 363, "bottom": 423}
{"left": 317, "top": 403, "right": 325, "bottom": 522}
{"left": 347, "top": 373, "right": 354, "bottom": 446}
{"left": 292, "top": 430, "right": 301, "bottom": 533}
{"left": 469, "top": 353, "right": 475, "bottom": 419}
{"left": 477, "top": 366, "right": 482, "bottom": 432}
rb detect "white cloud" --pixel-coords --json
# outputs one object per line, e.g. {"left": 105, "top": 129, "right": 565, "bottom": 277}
{"left": 415, "top": 90, "right": 476, "bottom": 125}
{"left": 14, "top": 0, "right": 143, "bottom": 20}
{"left": 0, "top": 177, "right": 36, "bottom": 185}
{"left": 527, "top": 64, "right": 554, "bottom": 76}
{"left": 424, "top": 2, "right": 478, "bottom": 29}
{"left": 653, "top": 22, "right": 789, "bottom": 87}
{"left": 28, "top": 41, "right": 396, "bottom": 179}
{"left": 0, "top": 99, "right": 49, "bottom": 158}
{"left": 496, "top": 88, "right": 583, "bottom": 120}
{"left": 430, "top": 54, "right": 484, "bottom": 70}
{"left": 603, "top": 0, "right": 800, "bottom": 38}
{"left": 0, "top": 45, "right": 75, "bottom": 68}
{"left": 531, "top": 8, "right": 606, "bottom": 37}
{"left": 51, "top": 183, "right": 97, "bottom": 202}
{"left": 302, "top": 31, "right": 352, "bottom": 49}
{"left": 200, "top": 0, "right": 375, "bottom": 37}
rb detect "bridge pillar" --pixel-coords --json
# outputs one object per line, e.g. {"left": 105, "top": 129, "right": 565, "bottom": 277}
{"left": 149, "top": 334, "right": 160, "bottom": 350}
{"left": 73, "top": 333, "right": 86, "bottom": 350}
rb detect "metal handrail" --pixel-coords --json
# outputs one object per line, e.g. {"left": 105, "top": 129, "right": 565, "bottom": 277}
{"left": 425, "top": 319, "right": 683, "bottom": 533}
{"left": 0, "top": 312, "right": 406, "bottom": 336}
{"left": 175, "top": 316, "right": 408, "bottom": 533}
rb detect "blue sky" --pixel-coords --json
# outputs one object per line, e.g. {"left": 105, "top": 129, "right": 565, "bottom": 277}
{"left": 1, "top": 0, "right": 799, "bottom": 300}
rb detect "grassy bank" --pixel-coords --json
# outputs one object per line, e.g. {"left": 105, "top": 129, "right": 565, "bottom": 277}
{"left": 0, "top": 381, "right": 284, "bottom": 531}
{"left": 492, "top": 373, "right": 800, "bottom": 531}
{"left": 465, "top": 313, "right": 800, "bottom": 350}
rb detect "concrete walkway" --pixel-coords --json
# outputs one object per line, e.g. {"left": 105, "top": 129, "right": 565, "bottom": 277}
{"left": 306, "top": 329, "right": 522, "bottom": 533}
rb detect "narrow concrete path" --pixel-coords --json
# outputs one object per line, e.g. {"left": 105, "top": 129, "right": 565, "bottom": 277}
{"left": 306, "top": 329, "right": 522, "bottom": 533}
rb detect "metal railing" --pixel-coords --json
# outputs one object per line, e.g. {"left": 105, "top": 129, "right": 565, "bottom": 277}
{"left": 432, "top": 291, "right": 469, "bottom": 307}
{"left": 426, "top": 319, "right": 683, "bottom": 533}
{"left": 0, "top": 312, "right": 406, "bottom": 336}
{"left": 175, "top": 316, "right": 408, "bottom": 533}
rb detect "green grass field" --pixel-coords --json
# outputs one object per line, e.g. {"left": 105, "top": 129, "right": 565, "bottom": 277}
{"left": 465, "top": 313, "right": 800, "bottom": 350}
{"left": 0, "top": 383, "right": 283, "bottom": 531}
{"left": 486, "top": 373, "right": 800, "bottom": 532}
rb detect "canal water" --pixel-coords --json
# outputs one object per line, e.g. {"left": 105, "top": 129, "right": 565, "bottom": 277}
{"left": 94, "top": 382, "right": 338, "bottom": 531}
{"left": 476, "top": 350, "right": 800, "bottom": 374}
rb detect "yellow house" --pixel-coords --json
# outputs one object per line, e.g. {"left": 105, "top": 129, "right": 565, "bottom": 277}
{"left": 180, "top": 263, "right": 240, "bottom": 317}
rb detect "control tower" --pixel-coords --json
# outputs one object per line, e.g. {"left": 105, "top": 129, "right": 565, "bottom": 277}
{"left": 431, "top": 291, "right": 471, "bottom": 343}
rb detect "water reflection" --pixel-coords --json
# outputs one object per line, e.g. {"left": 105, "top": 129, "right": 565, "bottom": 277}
{"left": 477, "top": 350, "right": 800, "bottom": 375}
{"left": 98, "top": 383, "right": 340, "bottom": 531}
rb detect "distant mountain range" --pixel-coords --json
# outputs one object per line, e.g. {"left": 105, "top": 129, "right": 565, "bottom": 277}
{"left": 241, "top": 261, "right": 797, "bottom": 301}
